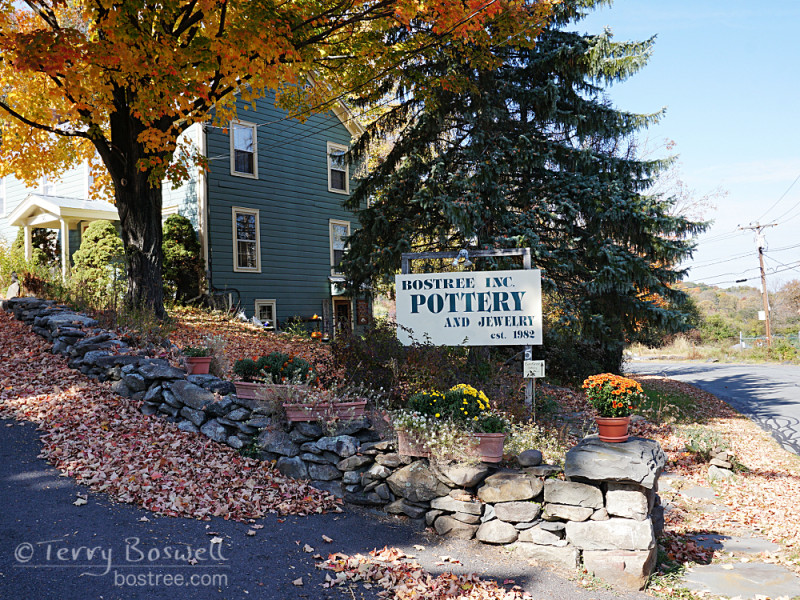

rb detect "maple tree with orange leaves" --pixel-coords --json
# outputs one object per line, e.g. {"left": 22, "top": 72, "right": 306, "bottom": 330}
{"left": 0, "top": 0, "right": 555, "bottom": 317}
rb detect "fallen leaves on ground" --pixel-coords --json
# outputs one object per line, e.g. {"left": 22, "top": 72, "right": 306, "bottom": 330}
{"left": 319, "top": 546, "right": 532, "bottom": 599}
{"left": 0, "top": 310, "right": 339, "bottom": 520}
{"left": 629, "top": 375, "right": 800, "bottom": 574}
{"left": 169, "top": 307, "right": 341, "bottom": 382}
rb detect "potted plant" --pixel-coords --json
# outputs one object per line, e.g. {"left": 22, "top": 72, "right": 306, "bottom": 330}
{"left": 393, "top": 384, "right": 508, "bottom": 463}
{"left": 281, "top": 385, "right": 368, "bottom": 423}
{"left": 232, "top": 352, "right": 315, "bottom": 400}
{"left": 582, "top": 373, "right": 645, "bottom": 443}
{"left": 183, "top": 346, "right": 212, "bottom": 375}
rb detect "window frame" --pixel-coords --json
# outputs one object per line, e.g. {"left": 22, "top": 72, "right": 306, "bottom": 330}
{"left": 329, "top": 219, "right": 351, "bottom": 274}
{"left": 0, "top": 176, "right": 5, "bottom": 216}
{"left": 232, "top": 206, "right": 261, "bottom": 273}
{"left": 254, "top": 299, "right": 277, "bottom": 330}
{"left": 230, "top": 120, "right": 258, "bottom": 179}
{"left": 40, "top": 174, "right": 56, "bottom": 196}
{"left": 327, "top": 142, "right": 349, "bottom": 194}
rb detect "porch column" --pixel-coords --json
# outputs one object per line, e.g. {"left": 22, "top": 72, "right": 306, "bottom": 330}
{"left": 23, "top": 225, "right": 32, "bottom": 261}
{"left": 60, "top": 218, "right": 70, "bottom": 280}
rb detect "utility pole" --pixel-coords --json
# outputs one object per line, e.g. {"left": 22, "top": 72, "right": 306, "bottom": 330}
{"left": 739, "top": 222, "right": 777, "bottom": 347}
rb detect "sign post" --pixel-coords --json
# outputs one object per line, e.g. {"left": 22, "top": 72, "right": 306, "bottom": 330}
{"left": 399, "top": 248, "right": 541, "bottom": 410}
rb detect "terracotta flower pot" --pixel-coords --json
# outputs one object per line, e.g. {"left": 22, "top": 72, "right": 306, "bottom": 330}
{"left": 235, "top": 382, "right": 306, "bottom": 403}
{"left": 283, "top": 400, "right": 368, "bottom": 422}
{"left": 473, "top": 432, "right": 506, "bottom": 463}
{"left": 396, "top": 430, "right": 430, "bottom": 457}
{"left": 185, "top": 356, "right": 212, "bottom": 375}
{"left": 596, "top": 416, "right": 631, "bottom": 443}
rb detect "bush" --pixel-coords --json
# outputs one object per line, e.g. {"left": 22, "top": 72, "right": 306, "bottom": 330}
{"left": 330, "top": 320, "right": 407, "bottom": 401}
{"left": 13, "top": 227, "right": 60, "bottom": 267}
{"left": 162, "top": 214, "right": 204, "bottom": 303}
{"left": 72, "top": 220, "right": 125, "bottom": 308}
{"left": 233, "top": 352, "right": 316, "bottom": 384}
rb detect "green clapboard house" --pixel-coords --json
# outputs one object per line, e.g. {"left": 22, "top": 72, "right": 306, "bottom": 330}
{"left": 165, "top": 91, "right": 370, "bottom": 336}
{"left": 1, "top": 92, "right": 370, "bottom": 336}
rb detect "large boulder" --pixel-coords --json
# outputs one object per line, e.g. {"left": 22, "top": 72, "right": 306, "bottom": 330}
{"left": 138, "top": 360, "right": 186, "bottom": 380}
{"left": 434, "top": 515, "right": 478, "bottom": 540}
{"left": 387, "top": 461, "right": 450, "bottom": 503}
{"left": 494, "top": 501, "right": 541, "bottom": 523}
{"left": 543, "top": 504, "right": 593, "bottom": 522}
{"left": 170, "top": 380, "right": 216, "bottom": 411}
{"left": 476, "top": 520, "right": 518, "bottom": 544}
{"left": 257, "top": 429, "right": 300, "bottom": 457}
{"left": 315, "top": 435, "right": 359, "bottom": 458}
{"left": 477, "top": 471, "right": 539, "bottom": 503}
{"left": 582, "top": 548, "right": 657, "bottom": 591}
{"left": 605, "top": 482, "right": 650, "bottom": 521}
{"left": 430, "top": 496, "right": 482, "bottom": 515}
{"left": 565, "top": 518, "right": 655, "bottom": 551}
{"left": 200, "top": 419, "right": 230, "bottom": 443}
{"left": 438, "top": 463, "right": 491, "bottom": 488}
{"left": 543, "top": 480, "right": 603, "bottom": 508}
{"left": 276, "top": 456, "right": 309, "bottom": 480}
{"left": 564, "top": 437, "right": 666, "bottom": 489}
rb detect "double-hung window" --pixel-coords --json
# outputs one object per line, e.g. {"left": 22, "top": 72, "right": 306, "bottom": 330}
{"left": 329, "top": 219, "right": 350, "bottom": 274}
{"left": 231, "top": 121, "right": 258, "bottom": 178}
{"left": 327, "top": 142, "right": 348, "bottom": 193}
{"left": 232, "top": 207, "right": 260, "bottom": 272}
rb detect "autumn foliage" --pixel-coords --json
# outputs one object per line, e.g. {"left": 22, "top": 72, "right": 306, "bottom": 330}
{"left": 0, "top": 0, "right": 555, "bottom": 317}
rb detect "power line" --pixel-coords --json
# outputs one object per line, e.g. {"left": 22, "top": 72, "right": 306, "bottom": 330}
{"left": 755, "top": 170, "right": 800, "bottom": 222}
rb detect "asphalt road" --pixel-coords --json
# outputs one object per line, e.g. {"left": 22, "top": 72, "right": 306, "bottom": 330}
{"left": 626, "top": 359, "right": 800, "bottom": 455}
{"left": 0, "top": 417, "right": 649, "bottom": 600}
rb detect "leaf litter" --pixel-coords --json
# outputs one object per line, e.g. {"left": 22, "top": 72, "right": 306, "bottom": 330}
{"left": 0, "top": 310, "right": 339, "bottom": 521}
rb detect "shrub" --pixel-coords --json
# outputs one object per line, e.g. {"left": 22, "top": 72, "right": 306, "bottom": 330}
{"left": 162, "top": 214, "right": 204, "bottom": 303}
{"left": 13, "top": 227, "right": 60, "bottom": 266}
{"left": 71, "top": 220, "right": 125, "bottom": 308}
{"left": 233, "top": 352, "right": 316, "bottom": 384}
{"left": 233, "top": 358, "right": 259, "bottom": 382}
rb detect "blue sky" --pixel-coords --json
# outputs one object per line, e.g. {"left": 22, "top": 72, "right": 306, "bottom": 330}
{"left": 579, "top": 1, "right": 800, "bottom": 289}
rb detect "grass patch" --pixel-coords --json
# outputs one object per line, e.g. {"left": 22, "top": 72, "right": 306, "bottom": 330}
{"left": 638, "top": 383, "right": 703, "bottom": 425}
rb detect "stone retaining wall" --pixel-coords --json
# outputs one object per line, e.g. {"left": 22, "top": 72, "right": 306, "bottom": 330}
{"left": 4, "top": 297, "right": 666, "bottom": 591}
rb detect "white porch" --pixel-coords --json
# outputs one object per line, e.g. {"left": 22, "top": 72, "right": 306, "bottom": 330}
{"left": 7, "top": 194, "right": 119, "bottom": 279}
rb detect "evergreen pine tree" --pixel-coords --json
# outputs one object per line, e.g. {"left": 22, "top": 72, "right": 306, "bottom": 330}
{"left": 342, "top": 0, "right": 706, "bottom": 373}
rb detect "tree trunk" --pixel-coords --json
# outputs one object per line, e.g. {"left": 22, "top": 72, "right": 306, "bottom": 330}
{"left": 116, "top": 178, "right": 166, "bottom": 319}
{"left": 95, "top": 93, "right": 169, "bottom": 320}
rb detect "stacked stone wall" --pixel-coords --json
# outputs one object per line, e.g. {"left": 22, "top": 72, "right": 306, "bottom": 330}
{"left": 4, "top": 297, "right": 666, "bottom": 591}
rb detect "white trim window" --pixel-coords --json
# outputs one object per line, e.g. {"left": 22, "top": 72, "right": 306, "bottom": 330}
{"left": 40, "top": 174, "right": 56, "bottom": 196}
{"left": 254, "top": 299, "right": 277, "bottom": 330}
{"left": 327, "top": 142, "right": 349, "bottom": 193}
{"left": 230, "top": 121, "right": 258, "bottom": 178}
{"left": 329, "top": 219, "right": 350, "bottom": 273}
{"left": 0, "top": 177, "right": 5, "bottom": 216}
{"left": 232, "top": 207, "right": 261, "bottom": 272}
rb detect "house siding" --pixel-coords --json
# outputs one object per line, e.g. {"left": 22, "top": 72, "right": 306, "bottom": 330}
{"left": 205, "top": 92, "right": 359, "bottom": 325}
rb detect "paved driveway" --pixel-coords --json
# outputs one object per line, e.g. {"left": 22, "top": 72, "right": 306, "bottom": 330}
{"left": 0, "top": 418, "right": 649, "bottom": 600}
{"left": 626, "top": 360, "right": 800, "bottom": 455}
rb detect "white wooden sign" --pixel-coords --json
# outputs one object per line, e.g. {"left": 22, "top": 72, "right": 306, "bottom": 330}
{"left": 395, "top": 269, "right": 542, "bottom": 346}
{"left": 523, "top": 360, "right": 545, "bottom": 378}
